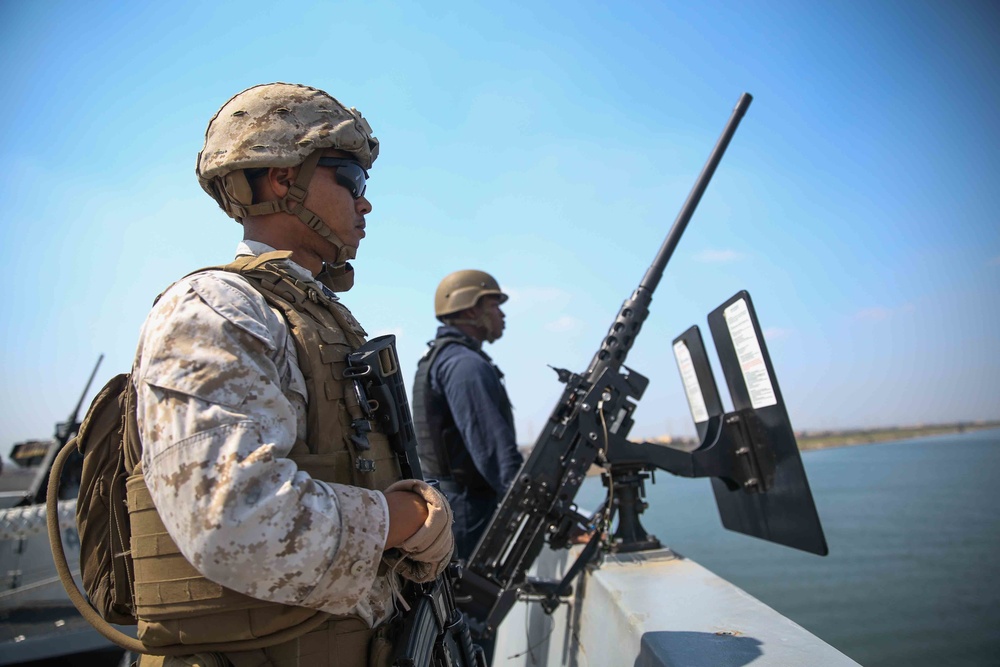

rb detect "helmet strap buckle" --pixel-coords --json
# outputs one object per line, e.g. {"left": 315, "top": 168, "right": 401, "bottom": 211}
{"left": 285, "top": 183, "right": 308, "bottom": 205}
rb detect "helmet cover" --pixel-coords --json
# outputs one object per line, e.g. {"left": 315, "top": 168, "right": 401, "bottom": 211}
{"left": 196, "top": 82, "right": 379, "bottom": 215}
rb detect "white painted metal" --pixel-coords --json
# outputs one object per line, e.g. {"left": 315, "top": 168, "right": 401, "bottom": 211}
{"left": 494, "top": 546, "right": 860, "bottom": 666}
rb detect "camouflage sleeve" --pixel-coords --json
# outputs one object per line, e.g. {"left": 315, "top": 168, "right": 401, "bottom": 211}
{"left": 133, "top": 271, "right": 392, "bottom": 623}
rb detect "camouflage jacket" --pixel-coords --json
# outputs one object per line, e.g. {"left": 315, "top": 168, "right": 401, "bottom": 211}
{"left": 132, "top": 240, "right": 394, "bottom": 627}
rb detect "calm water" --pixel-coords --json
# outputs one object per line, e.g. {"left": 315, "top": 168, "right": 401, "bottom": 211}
{"left": 576, "top": 428, "right": 1000, "bottom": 667}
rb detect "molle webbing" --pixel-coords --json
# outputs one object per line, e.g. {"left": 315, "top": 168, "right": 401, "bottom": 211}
{"left": 225, "top": 253, "right": 400, "bottom": 489}
{"left": 127, "top": 471, "right": 322, "bottom": 647}
{"left": 127, "top": 253, "right": 400, "bottom": 654}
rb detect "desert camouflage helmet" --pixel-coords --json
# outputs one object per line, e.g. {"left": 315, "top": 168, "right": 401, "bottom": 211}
{"left": 435, "top": 270, "right": 508, "bottom": 320}
{"left": 196, "top": 82, "right": 379, "bottom": 262}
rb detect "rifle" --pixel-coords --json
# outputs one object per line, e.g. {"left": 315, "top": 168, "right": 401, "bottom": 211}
{"left": 346, "top": 336, "right": 487, "bottom": 667}
{"left": 456, "top": 94, "right": 755, "bottom": 638}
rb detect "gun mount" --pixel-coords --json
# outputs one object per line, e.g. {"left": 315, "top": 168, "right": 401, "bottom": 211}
{"left": 604, "top": 292, "right": 827, "bottom": 555}
{"left": 456, "top": 93, "right": 827, "bottom": 639}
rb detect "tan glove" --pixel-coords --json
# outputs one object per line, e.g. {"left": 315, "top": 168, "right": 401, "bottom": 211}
{"left": 383, "top": 479, "right": 454, "bottom": 582}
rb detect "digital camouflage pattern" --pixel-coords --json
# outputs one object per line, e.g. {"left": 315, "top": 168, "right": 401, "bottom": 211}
{"left": 132, "top": 241, "right": 394, "bottom": 626}
{"left": 196, "top": 82, "right": 379, "bottom": 210}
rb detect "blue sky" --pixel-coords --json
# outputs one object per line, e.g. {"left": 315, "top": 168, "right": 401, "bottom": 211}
{"left": 1, "top": 0, "right": 998, "bottom": 458}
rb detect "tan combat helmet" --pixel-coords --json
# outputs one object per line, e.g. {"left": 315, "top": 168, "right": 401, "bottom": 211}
{"left": 196, "top": 82, "right": 379, "bottom": 263}
{"left": 435, "top": 270, "right": 508, "bottom": 342}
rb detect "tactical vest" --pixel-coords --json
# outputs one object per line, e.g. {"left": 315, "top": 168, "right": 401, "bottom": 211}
{"left": 126, "top": 252, "right": 402, "bottom": 662}
{"left": 412, "top": 332, "right": 514, "bottom": 494}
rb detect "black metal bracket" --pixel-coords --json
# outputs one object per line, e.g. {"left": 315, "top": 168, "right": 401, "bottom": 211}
{"left": 518, "top": 525, "right": 606, "bottom": 616}
{"left": 597, "top": 291, "right": 827, "bottom": 556}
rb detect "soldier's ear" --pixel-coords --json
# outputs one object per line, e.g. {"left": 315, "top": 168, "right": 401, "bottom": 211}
{"left": 266, "top": 166, "right": 298, "bottom": 198}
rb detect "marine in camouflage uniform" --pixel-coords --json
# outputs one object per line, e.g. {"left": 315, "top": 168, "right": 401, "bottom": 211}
{"left": 130, "top": 83, "right": 453, "bottom": 667}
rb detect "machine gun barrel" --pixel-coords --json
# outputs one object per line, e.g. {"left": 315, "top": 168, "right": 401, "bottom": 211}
{"left": 586, "top": 92, "right": 753, "bottom": 379}
{"left": 459, "top": 94, "right": 754, "bottom": 637}
{"left": 22, "top": 354, "right": 104, "bottom": 506}
{"left": 56, "top": 353, "right": 105, "bottom": 444}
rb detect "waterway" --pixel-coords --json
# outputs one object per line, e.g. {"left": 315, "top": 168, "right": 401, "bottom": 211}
{"left": 576, "top": 427, "right": 1000, "bottom": 666}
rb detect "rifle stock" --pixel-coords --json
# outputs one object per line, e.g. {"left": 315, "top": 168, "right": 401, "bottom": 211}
{"left": 391, "top": 563, "right": 486, "bottom": 667}
{"left": 458, "top": 94, "right": 754, "bottom": 637}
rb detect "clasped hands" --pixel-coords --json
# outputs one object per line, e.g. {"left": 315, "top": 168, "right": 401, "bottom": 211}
{"left": 383, "top": 479, "right": 454, "bottom": 582}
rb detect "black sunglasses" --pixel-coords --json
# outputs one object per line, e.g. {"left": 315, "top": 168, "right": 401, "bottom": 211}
{"left": 316, "top": 158, "right": 368, "bottom": 199}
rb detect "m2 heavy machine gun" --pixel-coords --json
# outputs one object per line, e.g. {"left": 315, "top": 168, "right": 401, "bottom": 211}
{"left": 457, "top": 93, "right": 828, "bottom": 638}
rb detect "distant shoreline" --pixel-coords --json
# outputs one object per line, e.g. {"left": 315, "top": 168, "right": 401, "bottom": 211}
{"left": 795, "top": 421, "right": 1000, "bottom": 450}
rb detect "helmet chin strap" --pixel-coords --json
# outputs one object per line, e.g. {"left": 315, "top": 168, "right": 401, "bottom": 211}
{"left": 480, "top": 314, "right": 502, "bottom": 343}
{"left": 231, "top": 151, "right": 356, "bottom": 263}
{"left": 284, "top": 151, "right": 356, "bottom": 263}
{"left": 318, "top": 261, "right": 356, "bottom": 293}
{"left": 446, "top": 311, "right": 501, "bottom": 344}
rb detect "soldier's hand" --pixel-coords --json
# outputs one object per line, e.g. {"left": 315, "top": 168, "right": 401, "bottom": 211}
{"left": 382, "top": 479, "right": 454, "bottom": 582}
{"left": 385, "top": 489, "right": 430, "bottom": 548}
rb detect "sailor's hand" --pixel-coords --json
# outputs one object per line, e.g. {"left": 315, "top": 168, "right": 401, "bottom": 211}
{"left": 382, "top": 479, "right": 454, "bottom": 582}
